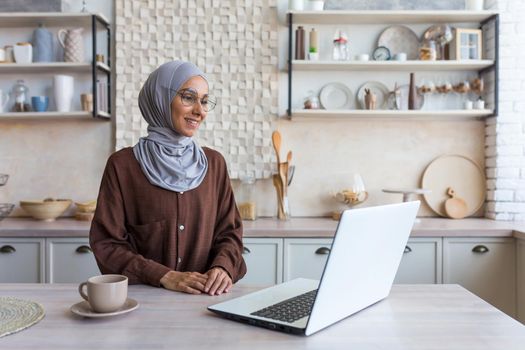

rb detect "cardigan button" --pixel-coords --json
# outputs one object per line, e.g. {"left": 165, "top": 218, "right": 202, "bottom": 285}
{"left": 179, "top": 224, "right": 185, "bottom": 231}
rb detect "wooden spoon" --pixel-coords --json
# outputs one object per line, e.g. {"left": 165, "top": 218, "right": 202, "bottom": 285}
{"left": 271, "top": 131, "right": 282, "bottom": 166}
{"left": 444, "top": 187, "right": 468, "bottom": 219}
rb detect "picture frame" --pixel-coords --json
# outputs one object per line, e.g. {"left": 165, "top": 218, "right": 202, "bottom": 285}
{"left": 450, "top": 28, "right": 483, "bottom": 60}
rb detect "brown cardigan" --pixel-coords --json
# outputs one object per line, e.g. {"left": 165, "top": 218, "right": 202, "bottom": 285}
{"left": 89, "top": 147, "right": 246, "bottom": 286}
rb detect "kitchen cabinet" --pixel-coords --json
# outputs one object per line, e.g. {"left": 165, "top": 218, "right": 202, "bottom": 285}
{"left": 0, "top": 238, "right": 44, "bottom": 283}
{"left": 394, "top": 237, "right": 442, "bottom": 284}
{"left": 286, "top": 10, "right": 498, "bottom": 120}
{"left": 46, "top": 238, "right": 100, "bottom": 283}
{"left": 517, "top": 239, "right": 525, "bottom": 324}
{"left": 283, "top": 238, "right": 333, "bottom": 280}
{"left": 0, "top": 12, "right": 111, "bottom": 120}
{"left": 239, "top": 238, "right": 283, "bottom": 285}
{"left": 443, "top": 237, "right": 516, "bottom": 317}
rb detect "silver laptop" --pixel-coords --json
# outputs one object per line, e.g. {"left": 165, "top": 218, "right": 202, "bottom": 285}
{"left": 208, "top": 201, "right": 420, "bottom": 336}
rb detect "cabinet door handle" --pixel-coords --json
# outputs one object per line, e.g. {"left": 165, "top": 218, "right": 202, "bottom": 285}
{"left": 315, "top": 247, "right": 331, "bottom": 255}
{"left": 404, "top": 246, "right": 412, "bottom": 254}
{"left": 76, "top": 245, "right": 93, "bottom": 254}
{"left": 242, "top": 247, "right": 251, "bottom": 254}
{"left": 0, "top": 245, "right": 16, "bottom": 253}
{"left": 472, "top": 245, "right": 489, "bottom": 253}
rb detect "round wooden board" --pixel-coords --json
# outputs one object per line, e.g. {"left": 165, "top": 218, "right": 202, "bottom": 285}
{"left": 421, "top": 155, "right": 485, "bottom": 217}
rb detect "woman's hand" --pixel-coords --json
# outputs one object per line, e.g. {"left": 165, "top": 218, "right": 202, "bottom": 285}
{"left": 160, "top": 271, "right": 208, "bottom": 294}
{"left": 205, "top": 267, "right": 232, "bottom": 295}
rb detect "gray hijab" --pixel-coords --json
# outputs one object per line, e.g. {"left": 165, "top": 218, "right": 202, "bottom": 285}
{"left": 133, "top": 61, "right": 209, "bottom": 192}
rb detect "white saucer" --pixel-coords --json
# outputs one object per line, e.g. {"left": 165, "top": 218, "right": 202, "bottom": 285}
{"left": 70, "top": 298, "right": 139, "bottom": 318}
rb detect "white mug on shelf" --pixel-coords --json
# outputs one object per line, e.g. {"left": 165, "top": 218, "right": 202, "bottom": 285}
{"left": 356, "top": 53, "right": 369, "bottom": 61}
{"left": 53, "top": 75, "right": 74, "bottom": 112}
{"left": 465, "top": 0, "right": 484, "bottom": 11}
{"left": 0, "top": 89, "right": 9, "bottom": 113}
{"left": 464, "top": 100, "right": 473, "bottom": 110}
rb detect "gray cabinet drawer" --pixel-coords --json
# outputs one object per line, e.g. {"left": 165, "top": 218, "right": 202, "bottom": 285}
{"left": 0, "top": 238, "right": 44, "bottom": 283}
{"left": 46, "top": 238, "right": 100, "bottom": 283}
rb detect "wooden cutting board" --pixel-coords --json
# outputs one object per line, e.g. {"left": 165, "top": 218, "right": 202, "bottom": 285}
{"left": 444, "top": 187, "right": 468, "bottom": 219}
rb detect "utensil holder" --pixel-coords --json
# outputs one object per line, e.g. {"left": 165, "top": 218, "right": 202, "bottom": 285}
{"left": 272, "top": 174, "right": 290, "bottom": 220}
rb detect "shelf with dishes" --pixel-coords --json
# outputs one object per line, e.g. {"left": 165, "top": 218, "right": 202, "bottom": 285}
{"left": 291, "top": 109, "right": 493, "bottom": 120}
{"left": 0, "top": 12, "right": 111, "bottom": 120}
{"left": 287, "top": 10, "right": 497, "bottom": 24}
{"left": 291, "top": 60, "right": 495, "bottom": 72}
{"left": 286, "top": 10, "right": 499, "bottom": 118}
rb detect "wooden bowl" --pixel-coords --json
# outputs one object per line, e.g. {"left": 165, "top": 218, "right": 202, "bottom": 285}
{"left": 20, "top": 199, "right": 72, "bottom": 221}
{"left": 74, "top": 200, "right": 97, "bottom": 213}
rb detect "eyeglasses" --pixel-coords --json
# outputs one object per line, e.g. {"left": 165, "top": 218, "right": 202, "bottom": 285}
{"left": 177, "top": 89, "right": 216, "bottom": 112}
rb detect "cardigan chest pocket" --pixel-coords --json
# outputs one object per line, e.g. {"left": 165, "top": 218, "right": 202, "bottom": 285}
{"left": 126, "top": 220, "right": 167, "bottom": 260}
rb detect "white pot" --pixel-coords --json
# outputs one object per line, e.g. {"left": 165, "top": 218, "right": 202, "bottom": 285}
{"left": 465, "top": 0, "right": 484, "bottom": 10}
{"left": 308, "top": 1, "right": 324, "bottom": 11}
{"left": 14, "top": 43, "right": 33, "bottom": 64}
{"left": 289, "top": 0, "right": 304, "bottom": 10}
{"left": 53, "top": 75, "right": 74, "bottom": 112}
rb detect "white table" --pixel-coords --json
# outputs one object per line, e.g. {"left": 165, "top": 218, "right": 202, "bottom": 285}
{"left": 1, "top": 284, "right": 524, "bottom": 349}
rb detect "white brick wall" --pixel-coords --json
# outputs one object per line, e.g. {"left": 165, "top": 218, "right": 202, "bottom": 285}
{"left": 486, "top": 0, "right": 525, "bottom": 220}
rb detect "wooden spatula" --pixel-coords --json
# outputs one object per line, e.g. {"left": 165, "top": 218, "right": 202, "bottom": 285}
{"left": 444, "top": 187, "right": 468, "bottom": 219}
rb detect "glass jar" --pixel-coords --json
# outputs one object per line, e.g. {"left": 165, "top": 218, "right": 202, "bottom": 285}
{"left": 333, "top": 38, "right": 349, "bottom": 61}
{"left": 237, "top": 174, "right": 257, "bottom": 220}
{"left": 419, "top": 40, "right": 437, "bottom": 61}
{"left": 12, "top": 79, "right": 31, "bottom": 112}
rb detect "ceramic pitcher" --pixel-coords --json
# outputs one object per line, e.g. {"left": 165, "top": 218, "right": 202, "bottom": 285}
{"left": 57, "top": 28, "right": 84, "bottom": 62}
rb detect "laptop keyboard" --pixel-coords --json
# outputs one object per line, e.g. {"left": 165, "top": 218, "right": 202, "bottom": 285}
{"left": 250, "top": 289, "right": 318, "bottom": 323}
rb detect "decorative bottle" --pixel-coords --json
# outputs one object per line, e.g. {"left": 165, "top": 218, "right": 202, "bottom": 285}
{"left": 408, "top": 73, "right": 416, "bottom": 110}
{"left": 295, "top": 26, "right": 305, "bottom": 60}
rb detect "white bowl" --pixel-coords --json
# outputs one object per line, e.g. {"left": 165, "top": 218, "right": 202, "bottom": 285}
{"left": 20, "top": 199, "right": 72, "bottom": 221}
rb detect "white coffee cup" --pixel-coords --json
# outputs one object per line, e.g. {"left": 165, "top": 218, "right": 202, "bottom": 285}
{"left": 356, "top": 53, "right": 369, "bottom": 61}
{"left": 78, "top": 274, "right": 128, "bottom": 313}
{"left": 464, "top": 100, "right": 473, "bottom": 110}
{"left": 0, "top": 89, "right": 9, "bottom": 113}
{"left": 465, "top": 0, "right": 484, "bottom": 11}
{"left": 474, "top": 99, "right": 485, "bottom": 109}
{"left": 53, "top": 75, "right": 74, "bottom": 112}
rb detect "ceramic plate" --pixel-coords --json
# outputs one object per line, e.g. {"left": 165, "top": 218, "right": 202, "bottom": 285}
{"left": 319, "top": 82, "right": 353, "bottom": 110}
{"left": 378, "top": 25, "right": 420, "bottom": 60}
{"left": 397, "top": 84, "right": 425, "bottom": 110}
{"left": 421, "top": 155, "right": 486, "bottom": 217}
{"left": 70, "top": 298, "right": 139, "bottom": 318}
{"left": 356, "top": 81, "right": 389, "bottom": 110}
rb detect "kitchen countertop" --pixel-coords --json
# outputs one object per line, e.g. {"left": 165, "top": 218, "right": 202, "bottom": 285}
{"left": 0, "top": 283, "right": 524, "bottom": 349}
{"left": 1, "top": 217, "right": 525, "bottom": 239}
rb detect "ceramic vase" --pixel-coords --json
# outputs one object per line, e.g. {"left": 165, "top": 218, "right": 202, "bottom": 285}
{"left": 53, "top": 75, "right": 74, "bottom": 112}
{"left": 58, "top": 28, "right": 84, "bottom": 62}
{"left": 32, "top": 25, "right": 54, "bottom": 62}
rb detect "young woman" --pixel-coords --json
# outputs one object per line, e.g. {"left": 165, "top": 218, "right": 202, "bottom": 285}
{"left": 90, "top": 61, "right": 246, "bottom": 296}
